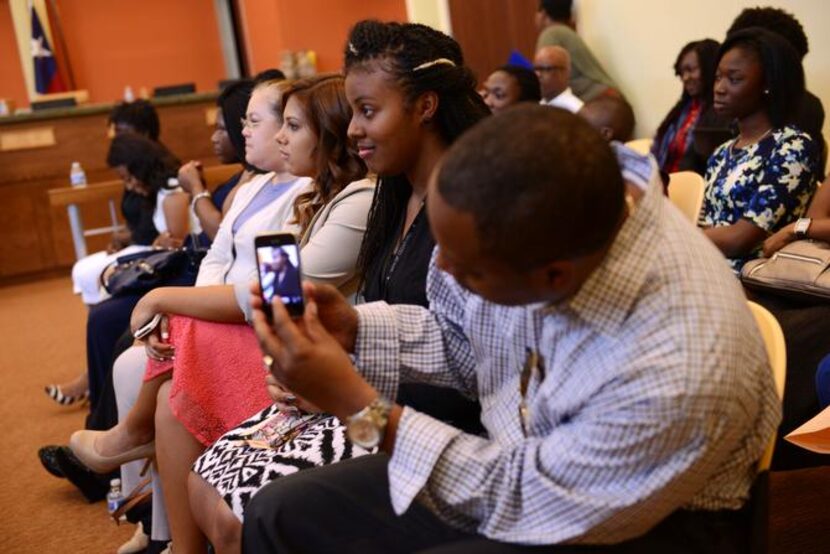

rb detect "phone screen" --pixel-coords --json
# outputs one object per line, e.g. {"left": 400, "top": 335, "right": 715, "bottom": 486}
{"left": 255, "top": 235, "right": 304, "bottom": 319}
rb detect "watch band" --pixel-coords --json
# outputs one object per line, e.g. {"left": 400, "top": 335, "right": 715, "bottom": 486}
{"left": 346, "top": 397, "right": 392, "bottom": 449}
{"left": 190, "top": 190, "right": 212, "bottom": 211}
{"left": 794, "top": 217, "right": 812, "bottom": 239}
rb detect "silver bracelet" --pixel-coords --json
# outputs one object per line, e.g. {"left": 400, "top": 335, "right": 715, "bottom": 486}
{"left": 190, "top": 190, "right": 211, "bottom": 211}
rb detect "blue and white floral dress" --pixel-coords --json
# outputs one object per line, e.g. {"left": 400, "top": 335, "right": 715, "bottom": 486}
{"left": 699, "top": 125, "right": 818, "bottom": 272}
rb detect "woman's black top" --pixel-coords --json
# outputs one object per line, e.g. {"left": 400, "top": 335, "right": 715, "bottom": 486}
{"left": 362, "top": 207, "right": 433, "bottom": 307}
{"left": 362, "top": 205, "right": 484, "bottom": 435}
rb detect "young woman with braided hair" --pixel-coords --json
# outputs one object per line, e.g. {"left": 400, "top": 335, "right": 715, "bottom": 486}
{"left": 187, "top": 20, "right": 490, "bottom": 554}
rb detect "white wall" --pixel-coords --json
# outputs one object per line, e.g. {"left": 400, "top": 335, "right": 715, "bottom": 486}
{"left": 576, "top": 0, "right": 830, "bottom": 146}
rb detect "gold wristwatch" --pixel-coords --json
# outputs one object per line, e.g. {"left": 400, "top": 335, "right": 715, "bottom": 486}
{"left": 346, "top": 397, "right": 392, "bottom": 449}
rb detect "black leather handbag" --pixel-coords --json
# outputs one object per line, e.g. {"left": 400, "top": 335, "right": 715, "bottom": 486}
{"left": 103, "top": 246, "right": 206, "bottom": 297}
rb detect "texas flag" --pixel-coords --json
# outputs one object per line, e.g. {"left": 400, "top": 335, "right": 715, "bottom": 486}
{"left": 31, "top": 3, "right": 66, "bottom": 94}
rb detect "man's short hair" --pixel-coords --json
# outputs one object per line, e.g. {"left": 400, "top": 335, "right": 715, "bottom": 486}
{"left": 539, "top": 0, "right": 573, "bottom": 22}
{"left": 580, "top": 96, "right": 636, "bottom": 142}
{"left": 437, "top": 105, "right": 624, "bottom": 268}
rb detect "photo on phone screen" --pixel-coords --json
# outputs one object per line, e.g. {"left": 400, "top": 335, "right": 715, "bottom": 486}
{"left": 255, "top": 233, "right": 304, "bottom": 319}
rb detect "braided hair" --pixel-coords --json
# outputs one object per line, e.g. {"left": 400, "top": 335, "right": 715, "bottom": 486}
{"left": 344, "top": 20, "right": 490, "bottom": 290}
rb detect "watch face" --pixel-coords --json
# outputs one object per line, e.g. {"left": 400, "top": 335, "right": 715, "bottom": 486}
{"left": 348, "top": 418, "right": 380, "bottom": 448}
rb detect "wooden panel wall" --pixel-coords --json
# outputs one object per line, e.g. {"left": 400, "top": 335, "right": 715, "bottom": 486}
{"left": 0, "top": 98, "right": 218, "bottom": 280}
{"left": 448, "top": 0, "right": 539, "bottom": 84}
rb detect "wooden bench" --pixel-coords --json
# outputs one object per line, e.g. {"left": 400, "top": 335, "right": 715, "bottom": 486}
{"left": 48, "top": 163, "right": 242, "bottom": 260}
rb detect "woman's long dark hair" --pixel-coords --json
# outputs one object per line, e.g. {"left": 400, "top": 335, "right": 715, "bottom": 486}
{"left": 106, "top": 133, "right": 180, "bottom": 204}
{"left": 654, "top": 39, "right": 720, "bottom": 147}
{"left": 281, "top": 74, "right": 368, "bottom": 234}
{"left": 344, "top": 20, "right": 490, "bottom": 288}
{"left": 716, "top": 27, "right": 805, "bottom": 128}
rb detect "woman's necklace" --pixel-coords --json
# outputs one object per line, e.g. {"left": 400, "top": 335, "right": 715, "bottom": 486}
{"left": 731, "top": 127, "right": 773, "bottom": 154}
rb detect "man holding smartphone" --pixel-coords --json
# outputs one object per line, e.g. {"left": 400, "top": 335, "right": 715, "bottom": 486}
{"left": 246, "top": 107, "right": 780, "bottom": 552}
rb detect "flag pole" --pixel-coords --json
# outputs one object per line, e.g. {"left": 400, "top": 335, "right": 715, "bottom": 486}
{"left": 46, "top": 0, "right": 76, "bottom": 90}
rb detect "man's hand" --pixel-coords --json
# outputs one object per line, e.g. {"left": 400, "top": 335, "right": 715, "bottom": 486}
{"left": 251, "top": 283, "right": 375, "bottom": 420}
{"left": 302, "top": 283, "right": 360, "bottom": 353}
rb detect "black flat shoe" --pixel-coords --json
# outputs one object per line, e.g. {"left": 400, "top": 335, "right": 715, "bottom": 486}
{"left": 38, "top": 445, "right": 66, "bottom": 478}
{"left": 54, "top": 445, "right": 112, "bottom": 502}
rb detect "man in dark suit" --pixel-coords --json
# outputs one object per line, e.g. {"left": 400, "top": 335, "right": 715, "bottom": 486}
{"left": 266, "top": 248, "right": 301, "bottom": 301}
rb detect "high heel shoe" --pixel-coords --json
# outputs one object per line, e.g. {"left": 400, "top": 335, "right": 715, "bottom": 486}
{"left": 44, "top": 384, "right": 89, "bottom": 406}
{"left": 69, "top": 430, "right": 154, "bottom": 475}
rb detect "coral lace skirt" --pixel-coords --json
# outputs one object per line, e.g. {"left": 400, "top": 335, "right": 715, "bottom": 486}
{"left": 145, "top": 315, "right": 272, "bottom": 445}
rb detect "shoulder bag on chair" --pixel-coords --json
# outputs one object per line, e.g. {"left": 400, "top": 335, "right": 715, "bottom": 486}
{"left": 102, "top": 238, "right": 207, "bottom": 297}
{"left": 741, "top": 240, "right": 830, "bottom": 302}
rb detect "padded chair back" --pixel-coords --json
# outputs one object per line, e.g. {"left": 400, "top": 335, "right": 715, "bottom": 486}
{"left": 747, "top": 301, "right": 787, "bottom": 471}
{"left": 624, "top": 138, "right": 653, "bottom": 155}
{"left": 667, "top": 171, "right": 705, "bottom": 223}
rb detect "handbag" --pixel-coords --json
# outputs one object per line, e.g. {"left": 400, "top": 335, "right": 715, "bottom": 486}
{"left": 741, "top": 239, "right": 830, "bottom": 302}
{"left": 103, "top": 245, "right": 207, "bottom": 297}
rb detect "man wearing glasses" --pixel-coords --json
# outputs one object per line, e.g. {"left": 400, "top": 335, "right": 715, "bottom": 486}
{"left": 534, "top": 46, "right": 584, "bottom": 113}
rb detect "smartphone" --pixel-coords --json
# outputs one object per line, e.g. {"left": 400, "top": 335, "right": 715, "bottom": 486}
{"left": 255, "top": 232, "right": 304, "bottom": 320}
{"left": 133, "top": 313, "right": 163, "bottom": 340}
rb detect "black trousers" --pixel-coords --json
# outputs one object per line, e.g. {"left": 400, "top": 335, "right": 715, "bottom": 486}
{"left": 242, "top": 454, "right": 751, "bottom": 554}
{"left": 85, "top": 293, "right": 142, "bottom": 410}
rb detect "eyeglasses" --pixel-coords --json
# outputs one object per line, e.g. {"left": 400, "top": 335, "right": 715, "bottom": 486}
{"left": 533, "top": 65, "right": 567, "bottom": 73}
{"left": 240, "top": 116, "right": 261, "bottom": 130}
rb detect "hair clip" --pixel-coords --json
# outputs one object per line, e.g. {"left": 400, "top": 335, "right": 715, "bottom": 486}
{"left": 348, "top": 42, "right": 358, "bottom": 55}
{"left": 413, "top": 58, "right": 456, "bottom": 71}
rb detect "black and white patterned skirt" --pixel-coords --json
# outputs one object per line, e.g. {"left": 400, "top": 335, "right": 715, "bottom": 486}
{"left": 193, "top": 403, "right": 371, "bottom": 520}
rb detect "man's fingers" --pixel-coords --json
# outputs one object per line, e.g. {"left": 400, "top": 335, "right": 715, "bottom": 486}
{"left": 269, "top": 296, "right": 308, "bottom": 351}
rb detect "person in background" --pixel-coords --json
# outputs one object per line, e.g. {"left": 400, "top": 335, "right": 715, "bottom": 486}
{"left": 108, "top": 99, "right": 160, "bottom": 141}
{"left": 699, "top": 28, "right": 818, "bottom": 272}
{"left": 534, "top": 46, "right": 583, "bottom": 113}
{"left": 481, "top": 65, "right": 541, "bottom": 114}
{"left": 535, "top": 0, "right": 619, "bottom": 101}
{"left": 727, "top": 5, "right": 825, "bottom": 179}
{"left": 652, "top": 39, "right": 727, "bottom": 175}
{"left": 177, "top": 79, "right": 257, "bottom": 244}
{"left": 43, "top": 100, "right": 166, "bottom": 407}
{"left": 579, "top": 95, "right": 635, "bottom": 143}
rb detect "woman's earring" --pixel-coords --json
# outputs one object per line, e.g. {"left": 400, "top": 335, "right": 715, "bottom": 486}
{"left": 763, "top": 89, "right": 770, "bottom": 95}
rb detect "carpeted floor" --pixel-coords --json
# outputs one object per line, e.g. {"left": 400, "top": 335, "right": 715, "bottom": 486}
{"left": 1, "top": 275, "right": 829, "bottom": 553}
{"left": 0, "top": 276, "right": 133, "bottom": 553}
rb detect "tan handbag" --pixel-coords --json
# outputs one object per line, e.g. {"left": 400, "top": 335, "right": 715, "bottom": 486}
{"left": 741, "top": 240, "right": 830, "bottom": 302}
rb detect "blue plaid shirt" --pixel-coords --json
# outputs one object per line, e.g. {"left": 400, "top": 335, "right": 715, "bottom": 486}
{"left": 353, "top": 146, "right": 781, "bottom": 545}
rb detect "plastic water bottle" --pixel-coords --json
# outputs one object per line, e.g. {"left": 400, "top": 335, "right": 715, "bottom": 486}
{"left": 107, "top": 478, "right": 124, "bottom": 515}
{"left": 69, "top": 161, "right": 87, "bottom": 188}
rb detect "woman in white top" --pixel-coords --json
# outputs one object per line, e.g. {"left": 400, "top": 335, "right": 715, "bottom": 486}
{"left": 71, "top": 134, "right": 191, "bottom": 306}
{"left": 70, "top": 75, "right": 373, "bottom": 551}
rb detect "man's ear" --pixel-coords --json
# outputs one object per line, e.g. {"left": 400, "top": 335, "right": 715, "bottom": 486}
{"left": 542, "top": 259, "right": 576, "bottom": 296}
{"left": 600, "top": 126, "right": 615, "bottom": 142}
{"left": 417, "top": 91, "right": 439, "bottom": 124}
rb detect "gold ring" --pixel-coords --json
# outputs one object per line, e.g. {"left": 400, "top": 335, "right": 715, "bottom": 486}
{"left": 262, "top": 354, "right": 275, "bottom": 371}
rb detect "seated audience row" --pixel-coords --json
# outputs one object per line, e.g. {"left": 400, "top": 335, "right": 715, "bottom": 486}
{"left": 35, "top": 4, "right": 830, "bottom": 553}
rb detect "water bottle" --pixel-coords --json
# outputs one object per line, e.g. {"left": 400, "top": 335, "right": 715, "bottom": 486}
{"left": 69, "top": 161, "right": 87, "bottom": 188}
{"left": 107, "top": 478, "right": 124, "bottom": 515}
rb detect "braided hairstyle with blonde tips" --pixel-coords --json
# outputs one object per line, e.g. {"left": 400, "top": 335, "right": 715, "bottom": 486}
{"left": 344, "top": 20, "right": 490, "bottom": 292}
